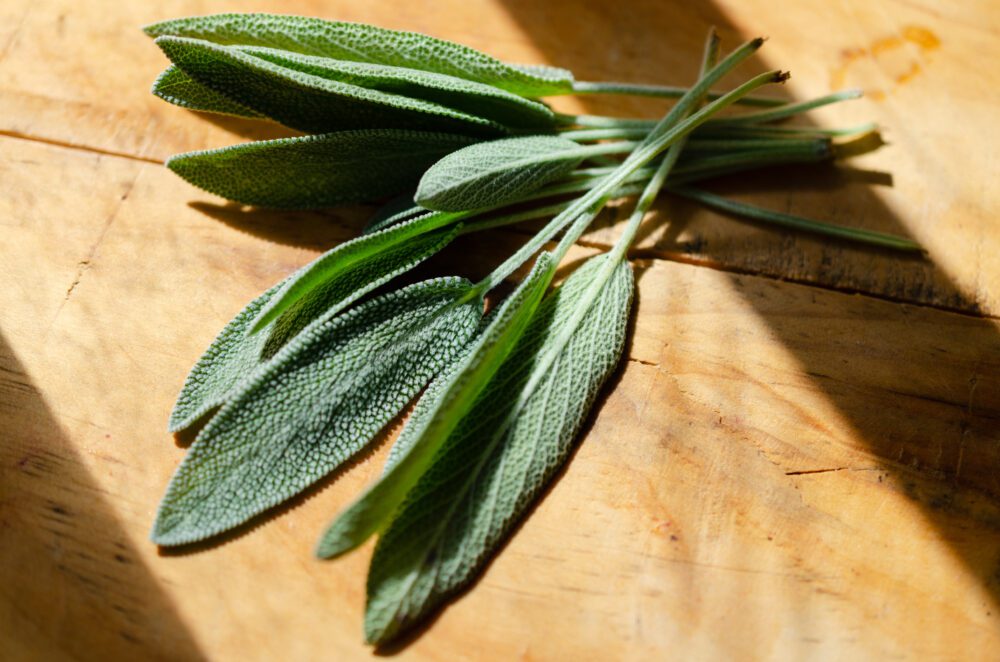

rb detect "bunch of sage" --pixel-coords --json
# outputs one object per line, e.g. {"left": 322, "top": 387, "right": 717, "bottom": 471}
{"left": 145, "top": 14, "right": 919, "bottom": 645}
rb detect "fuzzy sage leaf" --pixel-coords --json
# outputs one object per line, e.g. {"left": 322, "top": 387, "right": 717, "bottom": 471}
{"left": 415, "top": 136, "right": 628, "bottom": 211}
{"left": 168, "top": 224, "right": 460, "bottom": 432}
{"left": 360, "top": 254, "right": 633, "bottom": 644}
{"left": 167, "top": 130, "right": 475, "bottom": 209}
{"left": 155, "top": 36, "right": 508, "bottom": 135}
{"left": 153, "top": 277, "right": 483, "bottom": 546}
{"left": 143, "top": 13, "right": 575, "bottom": 97}
{"left": 152, "top": 65, "right": 263, "bottom": 118}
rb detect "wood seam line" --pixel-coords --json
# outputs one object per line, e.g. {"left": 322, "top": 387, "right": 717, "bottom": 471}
{"left": 3, "top": 129, "right": 996, "bottom": 322}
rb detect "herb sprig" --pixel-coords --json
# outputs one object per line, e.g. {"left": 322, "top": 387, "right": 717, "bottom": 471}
{"left": 145, "top": 14, "right": 920, "bottom": 645}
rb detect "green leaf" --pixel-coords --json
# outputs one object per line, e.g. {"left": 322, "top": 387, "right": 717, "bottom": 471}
{"left": 414, "top": 136, "right": 592, "bottom": 211}
{"left": 316, "top": 252, "right": 556, "bottom": 560}
{"left": 169, "top": 224, "right": 460, "bottom": 432}
{"left": 154, "top": 36, "right": 506, "bottom": 135}
{"left": 143, "top": 13, "right": 574, "bottom": 97}
{"left": 166, "top": 129, "right": 476, "bottom": 208}
{"left": 152, "top": 65, "right": 263, "bottom": 118}
{"left": 363, "top": 254, "right": 634, "bottom": 644}
{"left": 250, "top": 211, "right": 466, "bottom": 334}
{"left": 153, "top": 277, "right": 484, "bottom": 546}
{"left": 239, "top": 46, "right": 556, "bottom": 131}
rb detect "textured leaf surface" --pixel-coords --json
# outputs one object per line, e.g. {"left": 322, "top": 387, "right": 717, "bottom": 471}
{"left": 169, "top": 225, "right": 459, "bottom": 432}
{"left": 415, "top": 136, "right": 590, "bottom": 211}
{"left": 239, "top": 46, "right": 555, "bottom": 130}
{"left": 153, "top": 277, "right": 483, "bottom": 546}
{"left": 155, "top": 36, "right": 505, "bottom": 135}
{"left": 316, "top": 253, "right": 556, "bottom": 559}
{"left": 152, "top": 65, "right": 263, "bottom": 118}
{"left": 250, "top": 212, "right": 464, "bottom": 333}
{"left": 364, "top": 255, "right": 634, "bottom": 643}
{"left": 143, "top": 13, "right": 575, "bottom": 97}
{"left": 166, "top": 130, "right": 475, "bottom": 208}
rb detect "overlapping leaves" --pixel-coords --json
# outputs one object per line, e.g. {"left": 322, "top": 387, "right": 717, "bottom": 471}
{"left": 154, "top": 277, "right": 483, "bottom": 545}
{"left": 168, "top": 221, "right": 460, "bottom": 432}
{"left": 143, "top": 13, "right": 575, "bottom": 97}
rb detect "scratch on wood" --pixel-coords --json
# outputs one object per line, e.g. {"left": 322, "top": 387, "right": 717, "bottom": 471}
{"left": 0, "top": 129, "right": 161, "bottom": 165}
{"left": 47, "top": 171, "right": 140, "bottom": 331}
{"left": 785, "top": 467, "right": 879, "bottom": 476}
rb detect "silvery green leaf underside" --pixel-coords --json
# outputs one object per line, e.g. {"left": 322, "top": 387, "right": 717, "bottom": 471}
{"left": 415, "top": 136, "right": 587, "bottom": 211}
{"left": 143, "top": 13, "right": 575, "bottom": 97}
{"left": 363, "top": 254, "right": 634, "bottom": 644}
{"left": 166, "top": 129, "right": 476, "bottom": 209}
{"left": 168, "top": 224, "right": 460, "bottom": 432}
{"left": 316, "top": 253, "right": 557, "bottom": 560}
{"left": 153, "top": 277, "right": 484, "bottom": 546}
{"left": 155, "top": 36, "right": 507, "bottom": 136}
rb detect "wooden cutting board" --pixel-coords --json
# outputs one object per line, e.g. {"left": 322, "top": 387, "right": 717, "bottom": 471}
{"left": 2, "top": 0, "right": 998, "bottom": 659}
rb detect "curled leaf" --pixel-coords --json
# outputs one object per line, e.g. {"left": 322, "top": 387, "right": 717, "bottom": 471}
{"left": 250, "top": 211, "right": 466, "bottom": 334}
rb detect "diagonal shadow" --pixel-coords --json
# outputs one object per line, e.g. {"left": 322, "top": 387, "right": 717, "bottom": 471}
{"left": 0, "top": 330, "right": 206, "bottom": 661}
{"left": 497, "top": 0, "right": 1000, "bottom": 620}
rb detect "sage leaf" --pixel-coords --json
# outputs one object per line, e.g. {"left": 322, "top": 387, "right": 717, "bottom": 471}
{"left": 143, "top": 13, "right": 575, "bottom": 97}
{"left": 239, "top": 46, "right": 556, "bottom": 131}
{"left": 155, "top": 36, "right": 506, "bottom": 135}
{"left": 169, "top": 225, "right": 460, "bottom": 432}
{"left": 415, "top": 136, "right": 591, "bottom": 211}
{"left": 167, "top": 129, "right": 476, "bottom": 208}
{"left": 363, "top": 254, "right": 633, "bottom": 644}
{"left": 153, "top": 277, "right": 484, "bottom": 546}
{"left": 250, "top": 211, "right": 466, "bottom": 333}
{"left": 316, "top": 252, "right": 556, "bottom": 559}
{"left": 152, "top": 65, "right": 263, "bottom": 118}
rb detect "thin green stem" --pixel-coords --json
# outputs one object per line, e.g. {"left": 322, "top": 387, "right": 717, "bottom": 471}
{"left": 669, "top": 149, "right": 831, "bottom": 183}
{"left": 554, "top": 113, "right": 656, "bottom": 129}
{"left": 711, "top": 89, "right": 863, "bottom": 125}
{"left": 610, "top": 25, "right": 720, "bottom": 261}
{"left": 683, "top": 136, "right": 830, "bottom": 154}
{"left": 559, "top": 127, "right": 651, "bottom": 141}
{"left": 569, "top": 80, "right": 785, "bottom": 107}
{"left": 667, "top": 185, "right": 922, "bottom": 251}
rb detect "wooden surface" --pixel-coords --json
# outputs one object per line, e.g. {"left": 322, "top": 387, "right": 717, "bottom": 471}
{"left": 2, "top": 1, "right": 999, "bottom": 659}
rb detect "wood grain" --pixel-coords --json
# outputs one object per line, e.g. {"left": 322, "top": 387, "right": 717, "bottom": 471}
{"left": 1, "top": 0, "right": 999, "bottom": 659}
